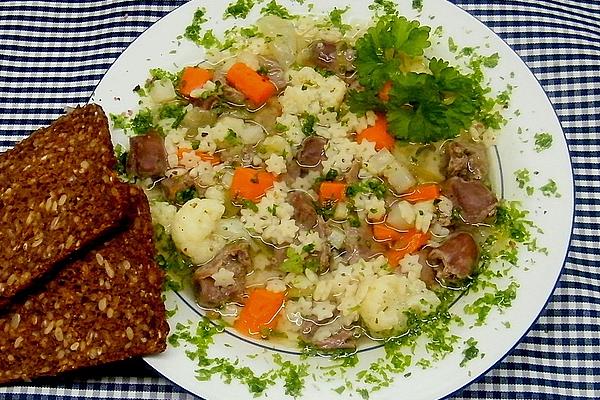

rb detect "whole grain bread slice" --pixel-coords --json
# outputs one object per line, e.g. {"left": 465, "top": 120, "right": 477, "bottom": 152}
{"left": 0, "top": 185, "right": 168, "bottom": 384}
{"left": 0, "top": 104, "right": 130, "bottom": 307}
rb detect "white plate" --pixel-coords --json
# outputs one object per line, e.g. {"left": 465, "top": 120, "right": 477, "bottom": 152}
{"left": 91, "top": 1, "right": 574, "bottom": 399}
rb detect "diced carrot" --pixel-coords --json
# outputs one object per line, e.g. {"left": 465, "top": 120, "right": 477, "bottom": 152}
{"left": 385, "top": 229, "right": 430, "bottom": 267}
{"left": 230, "top": 167, "right": 276, "bottom": 202}
{"left": 355, "top": 114, "right": 395, "bottom": 151}
{"left": 400, "top": 183, "right": 441, "bottom": 203}
{"left": 372, "top": 223, "right": 404, "bottom": 242}
{"left": 234, "top": 288, "right": 285, "bottom": 337}
{"left": 319, "top": 181, "right": 347, "bottom": 204}
{"left": 179, "top": 66, "right": 214, "bottom": 97}
{"left": 226, "top": 62, "right": 277, "bottom": 106}
{"left": 176, "top": 148, "right": 221, "bottom": 165}
{"left": 378, "top": 80, "right": 393, "bottom": 102}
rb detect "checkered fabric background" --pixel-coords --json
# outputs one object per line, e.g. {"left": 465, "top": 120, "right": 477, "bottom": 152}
{"left": 1, "top": 0, "right": 598, "bottom": 398}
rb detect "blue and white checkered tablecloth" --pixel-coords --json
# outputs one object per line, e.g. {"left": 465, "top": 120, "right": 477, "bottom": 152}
{"left": 0, "top": 1, "right": 598, "bottom": 399}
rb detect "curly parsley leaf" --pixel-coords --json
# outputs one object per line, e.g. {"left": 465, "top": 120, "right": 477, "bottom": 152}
{"left": 349, "top": 16, "right": 504, "bottom": 143}
{"left": 353, "top": 15, "right": 431, "bottom": 89}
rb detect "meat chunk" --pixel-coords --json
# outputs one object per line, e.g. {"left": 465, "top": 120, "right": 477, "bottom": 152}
{"left": 442, "top": 176, "right": 498, "bottom": 224}
{"left": 192, "top": 242, "right": 250, "bottom": 307}
{"left": 312, "top": 41, "right": 338, "bottom": 70}
{"left": 427, "top": 232, "right": 478, "bottom": 282}
{"left": 296, "top": 136, "right": 327, "bottom": 168}
{"left": 445, "top": 141, "right": 488, "bottom": 181}
{"left": 300, "top": 319, "right": 356, "bottom": 350}
{"left": 288, "top": 191, "right": 318, "bottom": 230}
{"left": 250, "top": 98, "right": 282, "bottom": 134}
{"left": 287, "top": 191, "right": 331, "bottom": 271}
{"left": 258, "top": 56, "right": 288, "bottom": 91}
{"left": 126, "top": 132, "right": 168, "bottom": 178}
{"left": 313, "top": 328, "right": 355, "bottom": 349}
{"left": 159, "top": 174, "right": 196, "bottom": 204}
{"left": 310, "top": 41, "right": 356, "bottom": 75}
{"left": 342, "top": 223, "right": 386, "bottom": 263}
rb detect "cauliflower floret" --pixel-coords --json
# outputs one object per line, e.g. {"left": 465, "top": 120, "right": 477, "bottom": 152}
{"left": 150, "top": 201, "right": 177, "bottom": 233}
{"left": 171, "top": 198, "right": 226, "bottom": 264}
{"left": 359, "top": 274, "right": 440, "bottom": 334}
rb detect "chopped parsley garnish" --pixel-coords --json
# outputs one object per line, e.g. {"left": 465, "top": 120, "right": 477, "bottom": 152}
{"left": 280, "top": 248, "right": 318, "bottom": 274}
{"left": 368, "top": 0, "right": 398, "bottom": 16}
{"left": 196, "top": 29, "right": 221, "bottom": 49}
{"left": 534, "top": 132, "right": 553, "bottom": 152}
{"left": 539, "top": 179, "right": 561, "bottom": 198}
{"left": 328, "top": 7, "right": 351, "bottom": 33}
{"left": 183, "top": 8, "right": 208, "bottom": 45}
{"left": 149, "top": 67, "right": 180, "bottom": 85}
{"left": 260, "top": 0, "right": 294, "bottom": 19}
{"left": 494, "top": 201, "right": 534, "bottom": 244}
{"left": 240, "top": 199, "right": 259, "bottom": 212}
{"left": 113, "top": 144, "right": 128, "bottom": 177}
{"left": 154, "top": 224, "right": 193, "bottom": 291}
{"left": 158, "top": 102, "right": 187, "bottom": 128}
{"left": 225, "top": 128, "right": 241, "bottom": 145}
{"left": 267, "top": 204, "right": 278, "bottom": 216}
{"left": 301, "top": 113, "right": 318, "bottom": 135}
{"left": 412, "top": 0, "right": 423, "bottom": 12}
{"left": 280, "top": 248, "right": 303, "bottom": 274}
{"left": 464, "top": 282, "right": 519, "bottom": 325}
{"left": 224, "top": 0, "right": 255, "bottom": 19}
{"left": 240, "top": 25, "right": 260, "bottom": 38}
{"left": 271, "top": 354, "right": 310, "bottom": 397}
{"left": 110, "top": 113, "right": 129, "bottom": 130}
{"left": 348, "top": 16, "right": 505, "bottom": 143}
{"left": 175, "top": 187, "right": 198, "bottom": 205}
{"left": 460, "top": 337, "right": 480, "bottom": 367}
{"left": 274, "top": 122, "right": 289, "bottom": 132}
{"left": 514, "top": 168, "right": 534, "bottom": 195}
{"left": 346, "top": 178, "right": 387, "bottom": 199}
{"left": 130, "top": 108, "right": 155, "bottom": 135}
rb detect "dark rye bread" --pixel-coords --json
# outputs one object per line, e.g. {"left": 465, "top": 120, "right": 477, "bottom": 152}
{"left": 0, "top": 104, "right": 130, "bottom": 307}
{"left": 0, "top": 186, "right": 168, "bottom": 384}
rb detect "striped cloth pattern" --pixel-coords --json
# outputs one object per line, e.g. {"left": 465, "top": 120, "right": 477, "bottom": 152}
{"left": 1, "top": 0, "right": 598, "bottom": 399}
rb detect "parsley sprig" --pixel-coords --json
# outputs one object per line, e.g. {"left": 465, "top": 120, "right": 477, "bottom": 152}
{"left": 348, "top": 15, "right": 503, "bottom": 143}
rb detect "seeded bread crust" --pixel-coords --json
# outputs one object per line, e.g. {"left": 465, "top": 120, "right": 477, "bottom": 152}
{"left": 0, "top": 104, "right": 129, "bottom": 306}
{"left": 0, "top": 186, "right": 168, "bottom": 384}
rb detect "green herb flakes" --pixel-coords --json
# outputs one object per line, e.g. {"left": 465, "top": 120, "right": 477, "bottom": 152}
{"left": 534, "top": 132, "right": 553, "bottom": 152}
{"left": 539, "top": 179, "right": 561, "bottom": 198}
{"left": 328, "top": 7, "right": 351, "bottom": 33}
{"left": 368, "top": 0, "right": 398, "bottom": 16}
{"left": 460, "top": 338, "right": 479, "bottom": 367}
{"left": 412, "top": 0, "right": 424, "bottom": 12}
{"left": 514, "top": 168, "right": 534, "bottom": 196}
{"left": 130, "top": 108, "right": 155, "bottom": 135}
{"left": 260, "top": 0, "right": 295, "bottom": 19}
{"left": 184, "top": 8, "right": 208, "bottom": 45}
{"left": 224, "top": 0, "right": 255, "bottom": 19}
{"left": 464, "top": 282, "right": 519, "bottom": 325}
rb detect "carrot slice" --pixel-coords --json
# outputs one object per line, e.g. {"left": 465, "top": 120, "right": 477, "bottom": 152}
{"left": 319, "top": 181, "right": 347, "bottom": 204}
{"left": 400, "top": 183, "right": 441, "bottom": 203}
{"left": 230, "top": 167, "right": 276, "bottom": 202}
{"left": 378, "top": 80, "right": 393, "bottom": 102}
{"left": 372, "top": 223, "right": 404, "bottom": 242}
{"left": 234, "top": 288, "right": 285, "bottom": 337}
{"left": 177, "top": 148, "right": 221, "bottom": 165}
{"left": 385, "top": 229, "right": 430, "bottom": 267}
{"left": 355, "top": 114, "right": 395, "bottom": 151}
{"left": 226, "top": 62, "right": 277, "bottom": 106}
{"left": 179, "top": 66, "right": 213, "bottom": 97}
